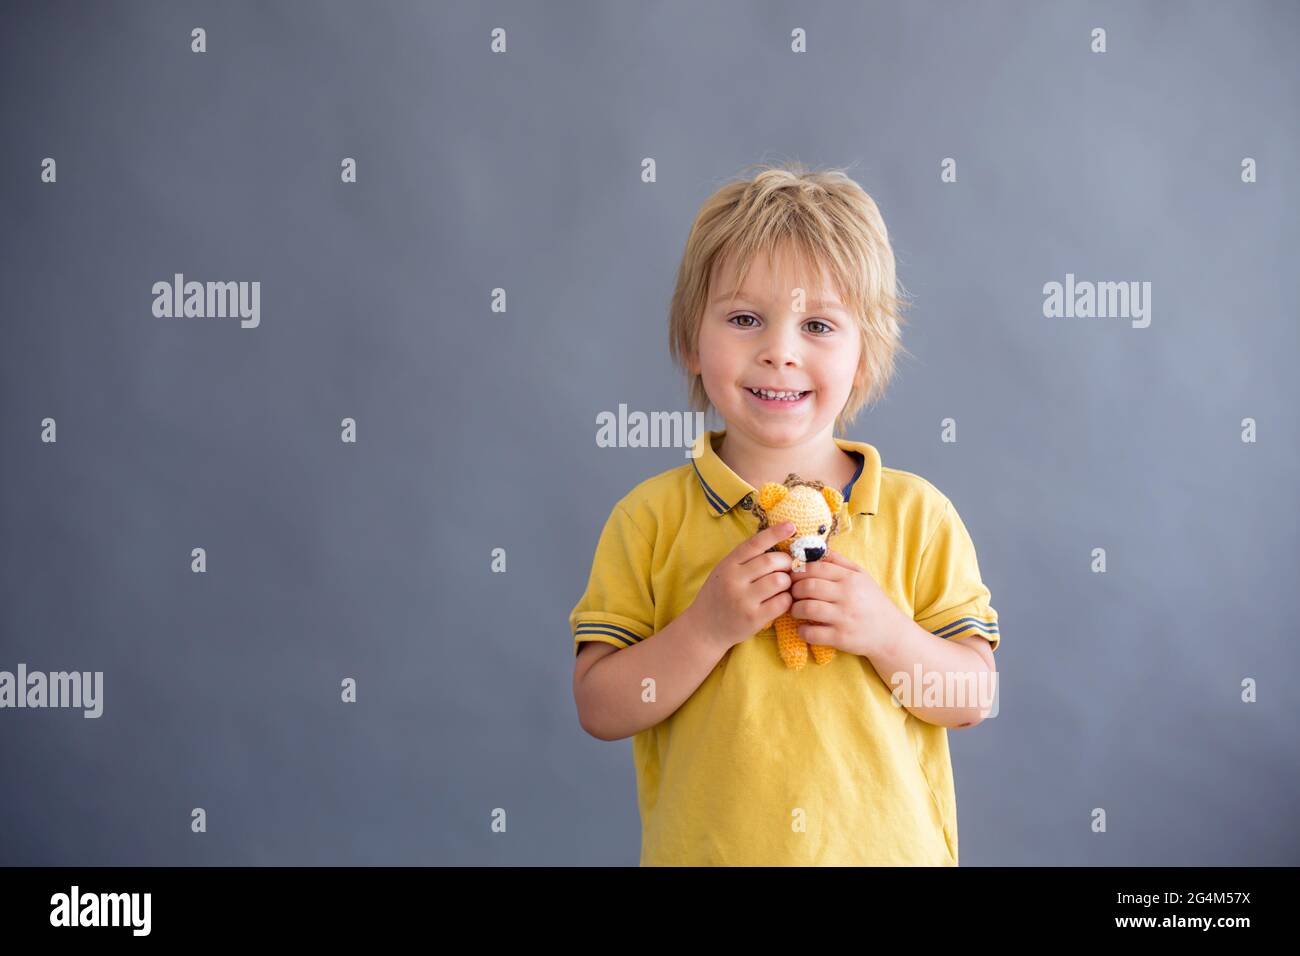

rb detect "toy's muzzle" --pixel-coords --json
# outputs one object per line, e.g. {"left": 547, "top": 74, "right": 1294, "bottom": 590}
{"left": 790, "top": 535, "right": 826, "bottom": 563}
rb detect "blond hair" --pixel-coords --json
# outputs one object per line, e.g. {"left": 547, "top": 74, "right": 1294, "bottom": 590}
{"left": 668, "top": 161, "right": 912, "bottom": 436}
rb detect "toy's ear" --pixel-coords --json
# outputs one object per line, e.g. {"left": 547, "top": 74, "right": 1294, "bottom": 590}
{"left": 820, "top": 486, "right": 844, "bottom": 514}
{"left": 821, "top": 486, "right": 852, "bottom": 536}
{"left": 758, "top": 482, "right": 789, "bottom": 511}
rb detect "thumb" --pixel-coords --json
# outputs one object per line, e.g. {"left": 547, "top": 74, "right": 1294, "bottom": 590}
{"left": 820, "top": 548, "right": 861, "bottom": 571}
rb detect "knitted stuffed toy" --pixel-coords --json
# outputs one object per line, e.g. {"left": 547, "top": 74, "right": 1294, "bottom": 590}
{"left": 750, "top": 474, "right": 853, "bottom": 670}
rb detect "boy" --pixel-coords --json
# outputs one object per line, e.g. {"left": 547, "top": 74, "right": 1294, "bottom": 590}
{"left": 569, "top": 163, "right": 1000, "bottom": 866}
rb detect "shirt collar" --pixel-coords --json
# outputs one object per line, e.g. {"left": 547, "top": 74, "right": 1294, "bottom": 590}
{"left": 689, "top": 429, "right": 882, "bottom": 518}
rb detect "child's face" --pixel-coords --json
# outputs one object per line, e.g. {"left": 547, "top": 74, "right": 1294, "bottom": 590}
{"left": 691, "top": 245, "right": 862, "bottom": 444}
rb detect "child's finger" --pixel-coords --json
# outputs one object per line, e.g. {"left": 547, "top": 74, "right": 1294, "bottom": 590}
{"left": 800, "top": 556, "right": 849, "bottom": 580}
{"left": 737, "top": 522, "right": 795, "bottom": 563}
{"left": 795, "top": 621, "right": 837, "bottom": 647}
{"left": 818, "top": 549, "right": 862, "bottom": 573}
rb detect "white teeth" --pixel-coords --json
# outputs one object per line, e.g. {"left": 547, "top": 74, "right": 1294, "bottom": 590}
{"left": 749, "top": 388, "right": 806, "bottom": 401}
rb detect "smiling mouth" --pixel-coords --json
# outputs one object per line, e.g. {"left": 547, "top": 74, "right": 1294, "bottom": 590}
{"left": 744, "top": 386, "right": 811, "bottom": 404}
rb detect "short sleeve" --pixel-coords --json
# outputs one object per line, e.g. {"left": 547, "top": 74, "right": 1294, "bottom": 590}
{"left": 912, "top": 499, "right": 1000, "bottom": 652}
{"left": 568, "top": 504, "right": 656, "bottom": 657}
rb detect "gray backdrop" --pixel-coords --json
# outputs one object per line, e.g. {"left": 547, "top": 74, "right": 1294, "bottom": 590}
{"left": 2, "top": 0, "right": 1296, "bottom": 866}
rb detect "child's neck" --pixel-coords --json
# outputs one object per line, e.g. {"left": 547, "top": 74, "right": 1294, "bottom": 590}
{"left": 716, "top": 428, "right": 859, "bottom": 493}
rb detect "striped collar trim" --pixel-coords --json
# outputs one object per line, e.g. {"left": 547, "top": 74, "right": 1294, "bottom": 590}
{"left": 689, "top": 429, "right": 882, "bottom": 518}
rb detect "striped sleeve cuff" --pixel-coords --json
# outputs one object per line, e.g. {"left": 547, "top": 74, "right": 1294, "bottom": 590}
{"left": 922, "top": 609, "right": 1000, "bottom": 651}
{"left": 572, "top": 612, "right": 652, "bottom": 657}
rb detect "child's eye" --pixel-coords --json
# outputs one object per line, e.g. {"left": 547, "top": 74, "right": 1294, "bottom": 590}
{"left": 730, "top": 314, "right": 833, "bottom": 335}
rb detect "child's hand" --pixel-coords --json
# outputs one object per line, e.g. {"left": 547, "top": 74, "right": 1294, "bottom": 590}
{"left": 686, "top": 522, "right": 796, "bottom": 650}
{"left": 789, "top": 549, "right": 893, "bottom": 657}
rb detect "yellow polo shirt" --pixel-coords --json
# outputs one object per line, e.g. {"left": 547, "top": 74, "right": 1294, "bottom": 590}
{"left": 569, "top": 429, "right": 999, "bottom": 866}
